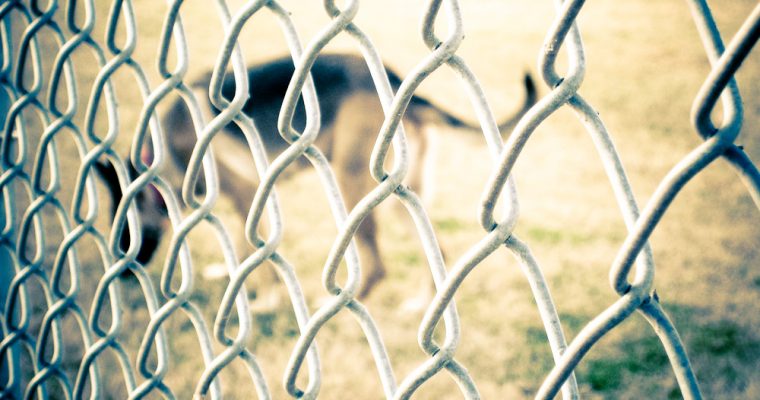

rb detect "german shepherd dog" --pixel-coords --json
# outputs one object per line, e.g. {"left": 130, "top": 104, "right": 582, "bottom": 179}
{"left": 98, "top": 53, "right": 536, "bottom": 305}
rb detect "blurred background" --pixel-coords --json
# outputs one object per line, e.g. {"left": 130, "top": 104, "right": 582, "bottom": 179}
{"left": 2, "top": 0, "right": 759, "bottom": 398}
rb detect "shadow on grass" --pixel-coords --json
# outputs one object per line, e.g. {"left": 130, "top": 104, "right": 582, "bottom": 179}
{"left": 517, "top": 304, "right": 760, "bottom": 398}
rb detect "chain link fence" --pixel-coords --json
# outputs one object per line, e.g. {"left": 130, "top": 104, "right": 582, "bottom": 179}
{"left": 1, "top": 0, "right": 759, "bottom": 398}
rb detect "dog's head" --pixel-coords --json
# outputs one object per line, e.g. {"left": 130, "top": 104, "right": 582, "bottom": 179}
{"left": 95, "top": 158, "right": 168, "bottom": 265}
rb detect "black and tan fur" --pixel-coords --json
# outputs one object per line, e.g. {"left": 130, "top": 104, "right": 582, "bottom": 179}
{"left": 99, "top": 53, "right": 537, "bottom": 302}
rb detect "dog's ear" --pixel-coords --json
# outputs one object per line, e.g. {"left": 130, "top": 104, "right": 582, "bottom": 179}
{"left": 93, "top": 159, "right": 123, "bottom": 219}
{"left": 93, "top": 159, "right": 134, "bottom": 259}
{"left": 523, "top": 71, "right": 537, "bottom": 105}
{"left": 93, "top": 158, "right": 146, "bottom": 214}
{"left": 93, "top": 158, "right": 164, "bottom": 265}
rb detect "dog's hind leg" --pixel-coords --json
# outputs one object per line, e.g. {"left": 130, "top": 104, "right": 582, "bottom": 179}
{"left": 398, "top": 121, "right": 439, "bottom": 310}
{"left": 329, "top": 91, "right": 387, "bottom": 300}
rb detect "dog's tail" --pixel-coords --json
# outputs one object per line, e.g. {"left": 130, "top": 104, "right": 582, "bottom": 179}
{"left": 412, "top": 72, "right": 537, "bottom": 134}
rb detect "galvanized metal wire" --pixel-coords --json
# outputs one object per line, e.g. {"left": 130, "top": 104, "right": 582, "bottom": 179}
{"left": 0, "top": 0, "right": 758, "bottom": 399}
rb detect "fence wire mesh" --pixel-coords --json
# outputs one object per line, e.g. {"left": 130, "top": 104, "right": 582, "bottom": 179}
{"left": 1, "top": 0, "right": 759, "bottom": 399}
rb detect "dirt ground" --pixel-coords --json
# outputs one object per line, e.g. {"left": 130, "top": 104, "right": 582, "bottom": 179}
{"left": 2, "top": 0, "right": 759, "bottom": 399}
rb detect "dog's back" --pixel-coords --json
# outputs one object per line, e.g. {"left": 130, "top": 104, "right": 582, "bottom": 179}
{"left": 164, "top": 54, "right": 397, "bottom": 160}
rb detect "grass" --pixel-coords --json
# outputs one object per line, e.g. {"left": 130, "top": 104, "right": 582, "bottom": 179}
{"left": 509, "top": 304, "right": 760, "bottom": 398}
{"left": 3, "top": 0, "right": 760, "bottom": 399}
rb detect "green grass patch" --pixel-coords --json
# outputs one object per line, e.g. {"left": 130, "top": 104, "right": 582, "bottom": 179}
{"left": 581, "top": 334, "right": 669, "bottom": 392}
{"left": 576, "top": 307, "right": 760, "bottom": 398}
{"left": 690, "top": 320, "right": 760, "bottom": 361}
{"left": 398, "top": 251, "right": 422, "bottom": 266}
{"left": 510, "top": 313, "right": 589, "bottom": 384}
{"left": 434, "top": 217, "right": 469, "bottom": 232}
{"left": 620, "top": 335, "right": 670, "bottom": 373}
{"left": 515, "top": 312, "right": 678, "bottom": 393}
{"left": 523, "top": 225, "right": 594, "bottom": 246}
{"left": 585, "top": 358, "right": 623, "bottom": 391}
{"left": 558, "top": 312, "right": 587, "bottom": 337}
